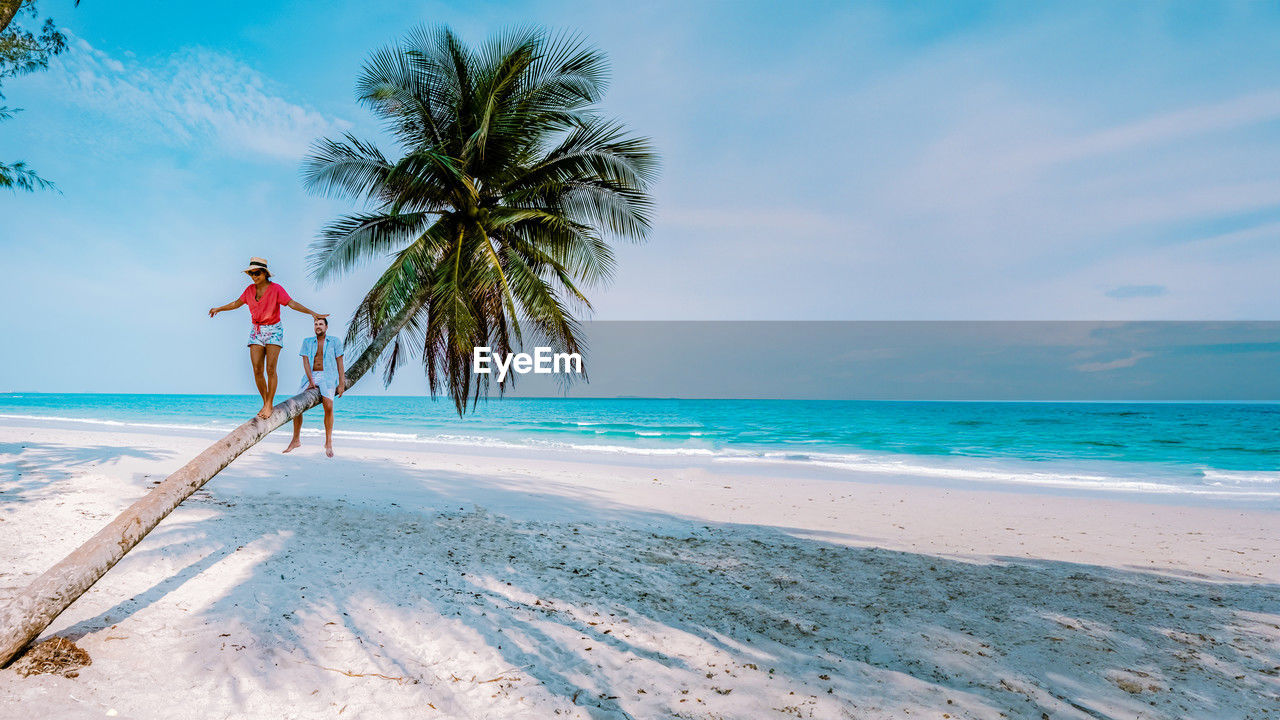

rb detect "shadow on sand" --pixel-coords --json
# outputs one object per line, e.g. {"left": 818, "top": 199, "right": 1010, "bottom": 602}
{"left": 0, "top": 441, "right": 173, "bottom": 501}
{"left": 16, "top": 445, "right": 1280, "bottom": 719}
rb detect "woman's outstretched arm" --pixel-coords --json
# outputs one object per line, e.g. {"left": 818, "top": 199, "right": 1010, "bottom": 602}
{"left": 286, "top": 299, "right": 328, "bottom": 319}
{"left": 208, "top": 298, "right": 245, "bottom": 317}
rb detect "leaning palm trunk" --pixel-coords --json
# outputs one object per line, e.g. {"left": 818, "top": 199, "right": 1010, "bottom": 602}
{"left": 0, "top": 324, "right": 399, "bottom": 668}
{"left": 0, "top": 23, "right": 658, "bottom": 669}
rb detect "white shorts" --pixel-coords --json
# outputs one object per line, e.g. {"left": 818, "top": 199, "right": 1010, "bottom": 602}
{"left": 299, "top": 370, "right": 339, "bottom": 399}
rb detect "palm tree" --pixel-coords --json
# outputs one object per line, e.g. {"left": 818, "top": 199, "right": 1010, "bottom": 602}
{"left": 308, "top": 24, "right": 656, "bottom": 408}
{"left": 0, "top": 24, "right": 657, "bottom": 667}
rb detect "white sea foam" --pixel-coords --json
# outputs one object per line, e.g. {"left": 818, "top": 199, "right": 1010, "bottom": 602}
{"left": 3, "top": 411, "right": 1276, "bottom": 497}
{"left": 564, "top": 443, "right": 716, "bottom": 457}
{"left": 0, "top": 412, "right": 234, "bottom": 434}
{"left": 712, "top": 450, "right": 1280, "bottom": 496}
{"left": 522, "top": 438, "right": 718, "bottom": 457}
{"left": 1200, "top": 469, "right": 1280, "bottom": 486}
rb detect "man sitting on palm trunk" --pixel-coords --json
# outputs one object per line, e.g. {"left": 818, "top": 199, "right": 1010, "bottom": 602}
{"left": 282, "top": 316, "right": 347, "bottom": 457}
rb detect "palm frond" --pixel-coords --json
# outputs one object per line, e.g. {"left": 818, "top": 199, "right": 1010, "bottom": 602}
{"left": 304, "top": 24, "right": 658, "bottom": 414}
{"left": 300, "top": 133, "right": 392, "bottom": 202}
{"left": 308, "top": 211, "right": 435, "bottom": 284}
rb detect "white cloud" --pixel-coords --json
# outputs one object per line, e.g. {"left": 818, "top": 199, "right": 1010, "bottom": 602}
{"left": 53, "top": 35, "right": 350, "bottom": 163}
{"left": 1105, "top": 285, "right": 1167, "bottom": 299}
{"left": 659, "top": 206, "right": 840, "bottom": 233}
{"left": 1074, "top": 351, "right": 1153, "bottom": 372}
{"left": 1182, "top": 219, "right": 1280, "bottom": 250}
{"left": 887, "top": 87, "right": 1280, "bottom": 219}
{"left": 1020, "top": 90, "right": 1280, "bottom": 170}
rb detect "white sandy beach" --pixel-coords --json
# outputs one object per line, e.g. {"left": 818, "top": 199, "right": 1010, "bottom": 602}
{"left": 1, "top": 418, "right": 1277, "bottom": 719}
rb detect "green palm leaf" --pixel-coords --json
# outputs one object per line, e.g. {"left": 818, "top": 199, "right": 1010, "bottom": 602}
{"left": 305, "top": 24, "right": 658, "bottom": 414}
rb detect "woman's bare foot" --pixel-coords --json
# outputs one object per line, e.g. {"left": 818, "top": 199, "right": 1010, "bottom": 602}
{"left": 257, "top": 405, "right": 273, "bottom": 420}
{"left": 325, "top": 443, "right": 334, "bottom": 458}
{"left": 282, "top": 438, "right": 302, "bottom": 453}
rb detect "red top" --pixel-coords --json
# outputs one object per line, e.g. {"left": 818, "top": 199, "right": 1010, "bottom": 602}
{"left": 240, "top": 282, "right": 292, "bottom": 325}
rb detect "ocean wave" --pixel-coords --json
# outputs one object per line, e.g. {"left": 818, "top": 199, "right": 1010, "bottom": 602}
{"left": 0, "top": 412, "right": 235, "bottom": 434}
{"left": 559, "top": 443, "right": 717, "bottom": 457}
{"left": 3, "top": 410, "right": 1276, "bottom": 497}
{"left": 307, "top": 430, "right": 720, "bottom": 457}
{"left": 712, "top": 451, "right": 1280, "bottom": 497}
{"left": 1200, "top": 469, "right": 1280, "bottom": 486}
{"left": 532, "top": 420, "right": 706, "bottom": 431}
{"left": 0, "top": 412, "right": 457, "bottom": 446}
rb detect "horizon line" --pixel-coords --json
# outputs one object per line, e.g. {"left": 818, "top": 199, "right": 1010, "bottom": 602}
{"left": 3, "top": 392, "right": 1279, "bottom": 405}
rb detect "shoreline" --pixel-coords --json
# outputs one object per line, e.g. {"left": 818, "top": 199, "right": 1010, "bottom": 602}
{"left": 2, "top": 413, "right": 1277, "bottom": 510}
{"left": 1, "top": 419, "right": 1278, "bottom": 718}
{"left": 3, "top": 418, "right": 1274, "bottom": 578}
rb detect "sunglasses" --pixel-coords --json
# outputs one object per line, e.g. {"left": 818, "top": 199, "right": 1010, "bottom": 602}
{"left": 248, "top": 270, "right": 265, "bottom": 277}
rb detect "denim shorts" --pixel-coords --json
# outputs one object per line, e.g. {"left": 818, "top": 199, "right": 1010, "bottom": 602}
{"left": 247, "top": 322, "right": 284, "bottom": 347}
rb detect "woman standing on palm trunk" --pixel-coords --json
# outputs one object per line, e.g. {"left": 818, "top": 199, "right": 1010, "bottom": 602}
{"left": 0, "top": 25, "right": 659, "bottom": 669}
{"left": 208, "top": 257, "right": 329, "bottom": 419}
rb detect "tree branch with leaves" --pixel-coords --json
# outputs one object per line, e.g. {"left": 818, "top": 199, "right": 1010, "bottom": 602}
{"left": 0, "top": 0, "right": 78, "bottom": 192}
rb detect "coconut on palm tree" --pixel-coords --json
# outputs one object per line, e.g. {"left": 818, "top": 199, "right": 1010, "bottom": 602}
{"left": 0, "top": 24, "right": 657, "bottom": 667}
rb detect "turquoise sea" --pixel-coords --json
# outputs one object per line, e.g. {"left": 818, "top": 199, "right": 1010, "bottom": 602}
{"left": 1, "top": 394, "right": 1277, "bottom": 499}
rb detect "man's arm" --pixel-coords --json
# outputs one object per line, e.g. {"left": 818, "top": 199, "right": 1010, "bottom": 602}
{"left": 208, "top": 298, "right": 244, "bottom": 317}
{"left": 335, "top": 355, "right": 347, "bottom": 398}
{"left": 286, "top": 299, "right": 328, "bottom": 319}
{"left": 303, "top": 355, "right": 316, "bottom": 388}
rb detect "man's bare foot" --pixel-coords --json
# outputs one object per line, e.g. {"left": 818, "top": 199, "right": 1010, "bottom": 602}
{"left": 325, "top": 444, "right": 334, "bottom": 458}
{"left": 257, "top": 405, "right": 272, "bottom": 420}
{"left": 282, "top": 439, "right": 301, "bottom": 453}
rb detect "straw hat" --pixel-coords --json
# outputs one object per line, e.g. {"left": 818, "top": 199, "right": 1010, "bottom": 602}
{"left": 243, "top": 257, "right": 271, "bottom": 278}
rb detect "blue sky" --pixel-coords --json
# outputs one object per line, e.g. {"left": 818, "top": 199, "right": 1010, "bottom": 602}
{"left": 3, "top": 1, "right": 1280, "bottom": 393}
